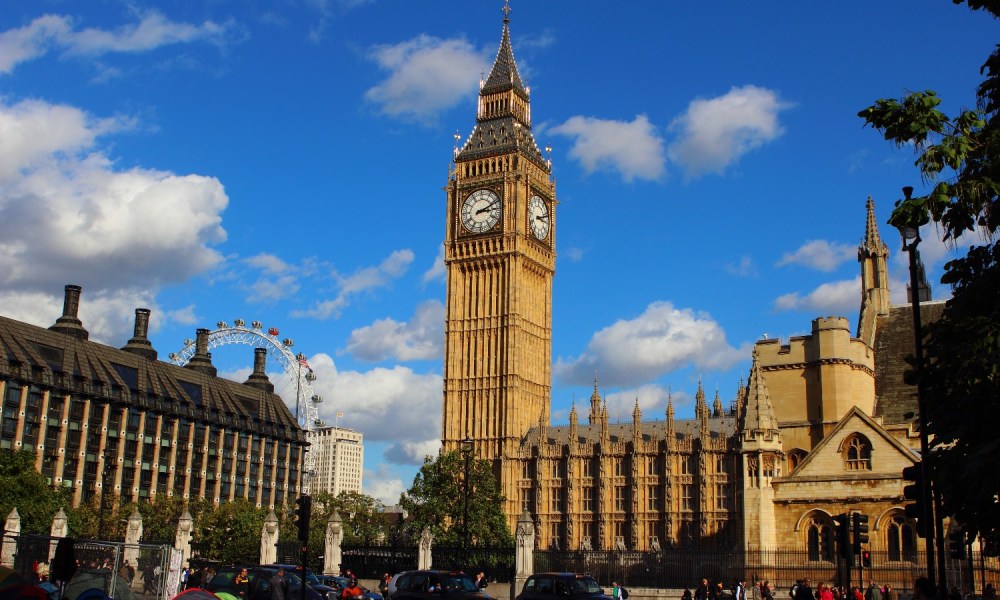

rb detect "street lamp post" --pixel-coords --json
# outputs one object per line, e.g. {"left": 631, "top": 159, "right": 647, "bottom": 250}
{"left": 895, "top": 185, "right": 941, "bottom": 588}
{"left": 460, "top": 437, "right": 473, "bottom": 561}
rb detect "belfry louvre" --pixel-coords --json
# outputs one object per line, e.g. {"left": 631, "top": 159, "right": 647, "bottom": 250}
{"left": 0, "top": 284, "right": 306, "bottom": 508}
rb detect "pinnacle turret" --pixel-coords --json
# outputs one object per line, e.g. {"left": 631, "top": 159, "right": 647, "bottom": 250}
{"left": 589, "top": 373, "right": 601, "bottom": 425}
{"left": 739, "top": 350, "right": 780, "bottom": 441}
{"left": 713, "top": 388, "right": 724, "bottom": 418}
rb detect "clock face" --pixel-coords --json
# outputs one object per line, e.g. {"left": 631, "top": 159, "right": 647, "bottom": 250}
{"left": 461, "top": 189, "right": 502, "bottom": 233}
{"left": 528, "top": 195, "right": 549, "bottom": 240}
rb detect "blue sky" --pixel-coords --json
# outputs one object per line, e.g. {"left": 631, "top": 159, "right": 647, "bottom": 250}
{"left": 1, "top": 1, "right": 994, "bottom": 503}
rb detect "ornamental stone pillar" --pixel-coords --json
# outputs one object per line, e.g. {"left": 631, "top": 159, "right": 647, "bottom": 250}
{"left": 175, "top": 509, "right": 194, "bottom": 567}
{"left": 49, "top": 508, "right": 68, "bottom": 561}
{"left": 324, "top": 511, "right": 343, "bottom": 575}
{"left": 260, "top": 510, "right": 279, "bottom": 564}
{"left": 514, "top": 511, "right": 535, "bottom": 599}
{"left": 2, "top": 508, "right": 20, "bottom": 567}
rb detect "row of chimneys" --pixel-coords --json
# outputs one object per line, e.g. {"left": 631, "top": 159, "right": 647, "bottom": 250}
{"left": 48, "top": 285, "right": 274, "bottom": 393}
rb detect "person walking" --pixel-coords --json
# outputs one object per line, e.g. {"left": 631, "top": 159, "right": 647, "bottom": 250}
{"left": 864, "top": 582, "right": 882, "bottom": 600}
{"left": 612, "top": 582, "right": 623, "bottom": 600}
{"left": 379, "top": 573, "right": 391, "bottom": 599}
{"left": 271, "top": 568, "right": 289, "bottom": 600}
{"left": 235, "top": 568, "right": 250, "bottom": 600}
{"left": 697, "top": 579, "right": 711, "bottom": 600}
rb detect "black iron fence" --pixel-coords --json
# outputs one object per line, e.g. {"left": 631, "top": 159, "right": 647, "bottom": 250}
{"left": 430, "top": 545, "right": 515, "bottom": 583}
{"left": 340, "top": 544, "right": 419, "bottom": 579}
{"left": 534, "top": 549, "right": 1000, "bottom": 595}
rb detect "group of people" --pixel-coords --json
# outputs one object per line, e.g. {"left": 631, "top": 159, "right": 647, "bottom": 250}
{"left": 682, "top": 577, "right": 998, "bottom": 600}
{"left": 687, "top": 577, "right": 777, "bottom": 600}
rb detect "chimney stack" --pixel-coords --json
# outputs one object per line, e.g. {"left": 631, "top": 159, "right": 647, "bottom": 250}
{"left": 122, "top": 308, "right": 158, "bottom": 361}
{"left": 184, "top": 328, "right": 217, "bottom": 376}
{"left": 244, "top": 347, "right": 274, "bottom": 392}
{"left": 49, "top": 284, "right": 89, "bottom": 340}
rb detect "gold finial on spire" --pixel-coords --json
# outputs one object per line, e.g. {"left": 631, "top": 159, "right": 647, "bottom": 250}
{"left": 503, "top": 0, "right": 511, "bottom": 22}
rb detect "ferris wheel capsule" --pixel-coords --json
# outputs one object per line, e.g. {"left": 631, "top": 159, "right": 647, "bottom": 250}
{"left": 267, "top": 327, "right": 279, "bottom": 336}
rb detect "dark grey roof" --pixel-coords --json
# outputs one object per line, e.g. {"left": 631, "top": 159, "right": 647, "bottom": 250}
{"left": 455, "top": 116, "right": 546, "bottom": 165}
{"left": 873, "top": 302, "right": 946, "bottom": 424}
{"left": 481, "top": 20, "right": 527, "bottom": 98}
{"left": 0, "top": 315, "right": 303, "bottom": 442}
{"left": 523, "top": 416, "right": 737, "bottom": 448}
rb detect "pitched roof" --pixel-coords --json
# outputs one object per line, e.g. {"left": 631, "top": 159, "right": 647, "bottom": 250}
{"left": 873, "top": 302, "right": 946, "bottom": 424}
{"left": 0, "top": 315, "right": 303, "bottom": 441}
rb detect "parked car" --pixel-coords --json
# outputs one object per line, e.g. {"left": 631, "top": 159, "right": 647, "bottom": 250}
{"left": 515, "top": 573, "right": 611, "bottom": 600}
{"left": 206, "top": 566, "right": 324, "bottom": 600}
{"left": 319, "top": 575, "right": 383, "bottom": 600}
{"left": 391, "top": 570, "right": 488, "bottom": 600}
{"left": 259, "top": 564, "right": 337, "bottom": 600}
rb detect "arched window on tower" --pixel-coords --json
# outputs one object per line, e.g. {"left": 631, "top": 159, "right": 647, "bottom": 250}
{"left": 886, "top": 514, "right": 917, "bottom": 562}
{"left": 804, "top": 514, "right": 836, "bottom": 562}
{"left": 843, "top": 434, "right": 873, "bottom": 471}
{"left": 788, "top": 448, "right": 808, "bottom": 473}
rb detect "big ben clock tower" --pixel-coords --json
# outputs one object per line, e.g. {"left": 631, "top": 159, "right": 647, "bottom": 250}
{"left": 442, "top": 3, "right": 555, "bottom": 522}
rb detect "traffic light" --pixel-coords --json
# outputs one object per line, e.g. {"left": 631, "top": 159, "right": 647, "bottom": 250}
{"left": 835, "top": 513, "right": 854, "bottom": 565}
{"left": 852, "top": 512, "right": 870, "bottom": 554}
{"left": 901, "top": 464, "right": 928, "bottom": 538}
{"left": 949, "top": 530, "right": 966, "bottom": 560}
{"left": 295, "top": 495, "right": 312, "bottom": 542}
{"left": 861, "top": 550, "right": 871, "bottom": 569}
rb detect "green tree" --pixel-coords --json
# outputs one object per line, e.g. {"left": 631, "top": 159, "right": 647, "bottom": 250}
{"left": 193, "top": 498, "right": 267, "bottom": 565}
{"left": 858, "top": 0, "right": 1000, "bottom": 548}
{"left": 400, "top": 450, "right": 512, "bottom": 546}
{"left": 0, "top": 449, "right": 72, "bottom": 534}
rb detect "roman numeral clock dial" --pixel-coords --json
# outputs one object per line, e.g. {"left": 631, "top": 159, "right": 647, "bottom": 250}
{"left": 461, "top": 189, "right": 501, "bottom": 233}
{"left": 529, "top": 195, "right": 549, "bottom": 240}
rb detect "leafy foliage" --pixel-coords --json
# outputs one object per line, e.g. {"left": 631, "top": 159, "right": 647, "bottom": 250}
{"left": 0, "top": 449, "right": 72, "bottom": 534}
{"left": 400, "top": 449, "right": 512, "bottom": 546}
{"left": 192, "top": 498, "right": 267, "bottom": 565}
{"left": 858, "top": 0, "right": 1000, "bottom": 548}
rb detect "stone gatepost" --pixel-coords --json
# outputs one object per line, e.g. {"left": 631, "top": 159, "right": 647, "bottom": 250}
{"left": 49, "top": 507, "right": 68, "bottom": 561}
{"left": 175, "top": 509, "right": 194, "bottom": 568}
{"left": 123, "top": 507, "right": 143, "bottom": 581}
{"left": 260, "top": 510, "right": 279, "bottom": 564}
{"left": 513, "top": 511, "right": 535, "bottom": 599}
{"left": 2, "top": 508, "right": 21, "bottom": 567}
{"left": 324, "top": 511, "right": 342, "bottom": 575}
{"left": 417, "top": 527, "right": 433, "bottom": 570}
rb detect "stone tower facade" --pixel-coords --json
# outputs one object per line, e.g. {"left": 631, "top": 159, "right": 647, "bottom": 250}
{"left": 441, "top": 6, "right": 557, "bottom": 525}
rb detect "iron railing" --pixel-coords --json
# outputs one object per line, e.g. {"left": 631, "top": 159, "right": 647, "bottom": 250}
{"left": 533, "top": 549, "right": 1000, "bottom": 595}
{"left": 340, "top": 544, "right": 419, "bottom": 580}
{"left": 430, "top": 545, "right": 515, "bottom": 583}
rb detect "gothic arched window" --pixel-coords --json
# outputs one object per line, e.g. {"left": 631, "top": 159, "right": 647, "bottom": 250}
{"left": 844, "top": 434, "right": 872, "bottom": 470}
{"left": 804, "top": 514, "right": 835, "bottom": 561}
{"left": 886, "top": 515, "right": 917, "bottom": 561}
{"left": 788, "top": 448, "right": 808, "bottom": 473}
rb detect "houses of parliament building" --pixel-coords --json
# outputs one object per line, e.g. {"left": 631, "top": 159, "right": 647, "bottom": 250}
{"left": 441, "top": 6, "right": 935, "bottom": 558}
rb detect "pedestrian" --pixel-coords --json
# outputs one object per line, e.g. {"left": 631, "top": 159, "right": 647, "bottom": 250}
{"left": 884, "top": 586, "right": 896, "bottom": 600}
{"left": 762, "top": 581, "right": 773, "bottom": 600}
{"left": 817, "top": 583, "right": 833, "bottom": 600}
{"left": 271, "top": 567, "right": 289, "bottom": 600}
{"left": 984, "top": 584, "right": 996, "bottom": 600}
{"left": 734, "top": 579, "right": 745, "bottom": 600}
{"left": 750, "top": 580, "right": 761, "bottom": 600}
{"left": 235, "top": 568, "right": 250, "bottom": 599}
{"left": 612, "top": 582, "right": 623, "bottom": 600}
{"left": 697, "top": 579, "right": 711, "bottom": 600}
{"left": 180, "top": 567, "right": 189, "bottom": 590}
{"left": 864, "top": 582, "right": 882, "bottom": 600}
{"left": 794, "top": 579, "right": 813, "bottom": 600}
{"left": 683, "top": 589, "right": 693, "bottom": 600}
{"left": 475, "top": 572, "right": 487, "bottom": 590}
{"left": 379, "top": 573, "right": 391, "bottom": 599}
{"left": 341, "top": 578, "right": 365, "bottom": 600}
{"left": 912, "top": 579, "right": 935, "bottom": 600}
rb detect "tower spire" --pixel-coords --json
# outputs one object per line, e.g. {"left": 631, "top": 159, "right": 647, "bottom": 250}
{"left": 857, "top": 195, "right": 891, "bottom": 346}
{"left": 739, "top": 349, "right": 780, "bottom": 440}
{"left": 589, "top": 373, "right": 601, "bottom": 425}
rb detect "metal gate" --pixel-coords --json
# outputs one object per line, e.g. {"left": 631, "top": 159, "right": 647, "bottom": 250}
{"left": 1, "top": 533, "right": 173, "bottom": 600}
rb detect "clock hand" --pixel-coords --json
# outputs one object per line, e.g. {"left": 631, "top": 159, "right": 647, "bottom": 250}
{"left": 535, "top": 215, "right": 548, "bottom": 221}
{"left": 476, "top": 200, "right": 499, "bottom": 215}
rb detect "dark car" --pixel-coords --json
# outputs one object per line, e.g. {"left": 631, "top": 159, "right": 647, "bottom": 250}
{"left": 259, "top": 565, "right": 338, "bottom": 600}
{"left": 516, "top": 573, "right": 611, "bottom": 600}
{"left": 391, "top": 570, "right": 489, "bottom": 600}
{"left": 207, "top": 566, "right": 324, "bottom": 600}
{"left": 320, "top": 575, "right": 383, "bottom": 600}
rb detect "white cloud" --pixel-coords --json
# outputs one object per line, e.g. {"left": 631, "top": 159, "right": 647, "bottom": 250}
{"left": 345, "top": 300, "right": 445, "bottom": 362}
{"left": 293, "top": 249, "right": 414, "bottom": 320}
{"left": 724, "top": 255, "right": 757, "bottom": 277}
{"left": 668, "top": 85, "right": 791, "bottom": 178}
{"left": 422, "top": 245, "right": 445, "bottom": 284}
{"left": 0, "top": 98, "right": 228, "bottom": 340}
{"left": 0, "top": 12, "right": 235, "bottom": 75}
{"left": 554, "top": 301, "right": 748, "bottom": 388}
{"left": 603, "top": 384, "right": 671, "bottom": 421}
{"left": 777, "top": 240, "right": 856, "bottom": 272}
{"left": 773, "top": 277, "right": 860, "bottom": 316}
{"left": 550, "top": 115, "right": 665, "bottom": 182}
{"left": 364, "top": 35, "right": 486, "bottom": 123}
{"left": 273, "top": 353, "right": 442, "bottom": 467}
{"left": 363, "top": 463, "right": 406, "bottom": 505}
